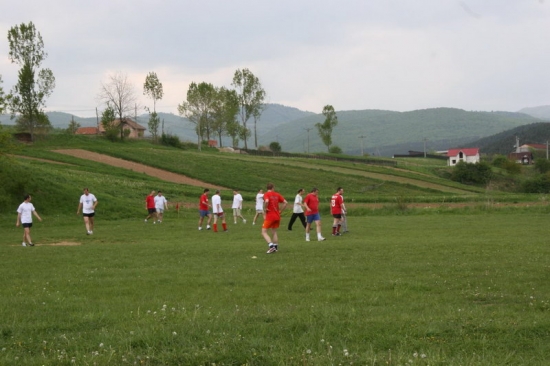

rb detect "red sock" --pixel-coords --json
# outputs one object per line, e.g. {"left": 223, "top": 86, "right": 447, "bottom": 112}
{"left": 222, "top": 223, "right": 227, "bottom": 231}
{"left": 213, "top": 224, "right": 218, "bottom": 232}
{"left": 332, "top": 226, "right": 336, "bottom": 234}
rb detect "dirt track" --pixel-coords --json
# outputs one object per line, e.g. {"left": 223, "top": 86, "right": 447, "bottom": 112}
{"left": 52, "top": 149, "right": 227, "bottom": 189}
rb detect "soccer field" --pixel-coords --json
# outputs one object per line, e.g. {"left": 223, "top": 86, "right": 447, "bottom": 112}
{"left": 2, "top": 212, "right": 550, "bottom": 365}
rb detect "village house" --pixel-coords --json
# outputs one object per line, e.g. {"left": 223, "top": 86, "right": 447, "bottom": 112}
{"left": 447, "top": 148, "right": 480, "bottom": 166}
{"left": 75, "top": 118, "right": 146, "bottom": 139}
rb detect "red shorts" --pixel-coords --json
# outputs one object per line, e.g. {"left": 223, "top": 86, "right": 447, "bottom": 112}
{"left": 262, "top": 219, "right": 280, "bottom": 229}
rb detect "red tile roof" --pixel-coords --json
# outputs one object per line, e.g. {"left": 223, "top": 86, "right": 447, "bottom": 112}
{"left": 75, "top": 127, "right": 99, "bottom": 135}
{"left": 447, "top": 148, "right": 479, "bottom": 157}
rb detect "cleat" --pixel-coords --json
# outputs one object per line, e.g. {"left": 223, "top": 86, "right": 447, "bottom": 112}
{"left": 28, "top": 243, "right": 34, "bottom": 247}
{"left": 332, "top": 232, "right": 342, "bottom": 236}
{"left": 206, "top": 225, "right": 211, "bottom": 230}
{"left": 266, "top": 247, "right": 277, "bottom": 254}
{"left": 318, "top": 236, "right": 326, "bottom": 241}
{"left": 243, "top": 219, "right": 247, "bottom": 224}
{"left": 305, "top": 237, "right": 310, "bottom": 242}
{"left": 198, "top": 227, "right": 202, "bottom": 230}
{"left": 22, "top": 242, "right": 27, "bottom": 247}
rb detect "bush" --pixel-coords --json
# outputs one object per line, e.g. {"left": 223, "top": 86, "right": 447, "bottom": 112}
{"left": 522, "top": 172, "right": 550, "bottom": 193}
{"left": 535, "top": 158, "right": 550, "bottom": 174}
{"left": 161, "top": 133, "right": 182, "bottom": 148}
{"left": 451, "top": 161, "right": 493, "bottom": 185}
{"left": 492, "top": 155, "right": 508, "bottom": 168}
{"left": 329, "top": 145, "right": 342, "bottom": 154}
{"left": 269, "top": 141, "right": 281, "bottom": 153}
{"left": 502, "top": 159, "right": 522, "bottom": 175}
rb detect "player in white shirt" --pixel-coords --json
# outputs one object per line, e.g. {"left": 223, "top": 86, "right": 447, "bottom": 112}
{"left": 16, "top": 194, "right": 42, "bottom": 247}
{"left": 231, "top": 189, "right": 246, "bottom": 224}
{"left": 287, "top": 188, "right": 306, "bottom": 230}
{"left": 154, "top": 191, "right": 168, "bottom": 223}
{"left": 77, "top": 188, "right": 98, "bottom": 235}
{"left": 211, "top": 190, "right": 227, "bottom": 232}
{"left": 252, "top": 189, "right": 264, "bottom": 225}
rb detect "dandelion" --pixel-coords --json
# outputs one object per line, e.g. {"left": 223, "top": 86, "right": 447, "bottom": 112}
{"left": 421, "top": 354, "right": 427, "bottom": 358}
{"left": 306, "top": 349, "right": 311, "bottom": 354}
{"left": 172, "top": 332, "right": 177, "bottom": 336}
{"left": 344, "top": 349, "right": 349, "bottom": 357}
{"left": 99, "top": 343, "right": 104, "bottom": 348}
{"left": 413, "top": 352, "right": 418, "bottom": 358}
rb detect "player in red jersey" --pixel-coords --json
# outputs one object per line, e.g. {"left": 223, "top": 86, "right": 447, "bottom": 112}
{"left": 198, "top": 188, "right": 212, "bottom": 230}
{"left": 144, "top": 190, "right": 157, "bottom": 222}
{"left": 262, "top": 182, "right": 287, "bottom": 253}
{"left": 303, "top": 187, "right": 325, "bottom": 242}
{"left": 330, "top": 187, "right": 346, "bottom": 236}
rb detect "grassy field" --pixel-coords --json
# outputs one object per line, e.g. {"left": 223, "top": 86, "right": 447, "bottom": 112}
{"left": 2, "top": 136, "right": 550, "bottom": 364}
{"left": 1, "top": 213, "right": 550, "bottom": 365}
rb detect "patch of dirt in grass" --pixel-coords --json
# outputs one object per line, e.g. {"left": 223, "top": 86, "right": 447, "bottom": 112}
{"left": 11, "top": 155, "right": 74, "bottom": 165}
{"left": 46, "top": 241, "right": 82, "bottom": 246}
{"left": 52, "top": 149, "right": 227, "bottom": 189}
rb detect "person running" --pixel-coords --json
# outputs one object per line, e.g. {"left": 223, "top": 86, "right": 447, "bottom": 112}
{"left": 252, "top": 189, "right": 264, "bottom": 225}
{"left": 211, "top": 190, "right": 228, "bottom": 232}
{"left": 154, "top": 191, "right": 168, "bottom": 223}
{"left": 232, "top": 189, "right": 246, "bottom": 224}
{"left": 144, "top": 190, "right": 158, "bottom": 223}
{"left": 287, "top": 188, "right": 306, "bottom": 231}
{"left": 303, "top": 187, "right": 325, "bottom": 242}
{"left": 330, "top": 187, "right": 346, "bottom": 236}
{"left": 16, "top": 194, "right": 42, "bottom": 247}
{"left": 77, "top": 188, "right": 98, "bottom": 235}
{"left": 198, "top": 188, "right": 212, "bottom": 230}
{"left": 262, "top": 182, "right": 287, "bottom": 254}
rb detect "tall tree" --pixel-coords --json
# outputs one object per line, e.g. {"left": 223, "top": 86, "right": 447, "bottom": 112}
{"left": 143, "top": 72, "right": 163, "bottom": 142}
{"left": 66, "top": 116, "right": 81, "bottom": 135}
{"left": 98, "top": 71, "right": 138, "bottom": 140}
{"left": 7, "top": 22, "right": 56, "bottom": 142}
{"left": 231, "top": 68, "right": 266, "bottom": 149}
{"left": 211, "top": 87, "right": 239, "bottom": 147}
{"left": 315, "top": 105, "right": 339, "bottom": 152}
{"left": 0, "top": 75, "right": 6, "bottom": 115}
{"left": 177, "top": 82, "right": 216, "bottom": 151}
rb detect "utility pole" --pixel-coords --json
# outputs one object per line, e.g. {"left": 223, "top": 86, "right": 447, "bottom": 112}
{"left": 547, "top": 140, "right": 549, "bottom": 160}
{"left": 423, "top": 137, "right": 427, "bottom": 158}
{"left": 358, "top": 135, "right": 366, "bottom": 156}
{"left": 303, "top": 127, "right": 312, "bottom": 154}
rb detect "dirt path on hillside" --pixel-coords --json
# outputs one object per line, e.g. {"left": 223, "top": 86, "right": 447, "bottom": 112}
{"left": 52, "top": 149, "right": 227, "bottom": 189}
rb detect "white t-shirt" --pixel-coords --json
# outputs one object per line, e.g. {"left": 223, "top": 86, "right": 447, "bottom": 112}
{"left": 154, "top": 195, "right": 168, "bottom": 209}
{"left": 80, "top": 193, "right": 97, "bottom": 214}
{"left": 17, "top": 202, "right": 35, "bottom": 224}
{"left": 212, "top": 194, "right": 223, "bottom": 213}
{"left": 255, "top": 193, "right": 264, "bottom": 211}
{"left": 293, "top": 194, "right": 304, "bottom": 214}
{"left": 232, "top": 193, "right": 243, "bottom": 209}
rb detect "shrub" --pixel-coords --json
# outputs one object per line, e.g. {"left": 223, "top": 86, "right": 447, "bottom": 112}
{"left": 492, "top": 154, "right": 508, "bottom": 168}
{"left": 269, "top": 141, "right": 281, "bottom": 153}
{"left": 522, "top": 172, "right": 550, "bottom": 193}
{"left": 161, "top": 133, "right": 182, "bottom": 148}
{"left": 535, "top": 158, "right": 550, "bottom": 174}
{"left": 329, "top": 145, "right": 342, "bottom": 154}
{"left": 451, "top": 161, "right": 493, "bottom": 185}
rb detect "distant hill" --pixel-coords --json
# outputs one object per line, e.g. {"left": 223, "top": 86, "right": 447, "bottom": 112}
{"left": 258, "top": 108, "right": 540, "bottom": 156}
{"left": 517, "top": 106, "right": 550, "bottom": 120}
{"left": 467, "top": 122, "right": 550, "bottom": 155}
{"left": 1, "top": 106, "right": 540, "bottom": 156}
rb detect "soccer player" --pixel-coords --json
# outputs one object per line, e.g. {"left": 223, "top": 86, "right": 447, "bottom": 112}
{"left": 330, "top": 187, "right": 346, "bottom": 236}
{"left": 77, "top": 188, "right": 98, "bottom": 235}
{"left": 303, "top": 187, "right": 325, "bottom": 242}
{"left": 232, "top": 189, "right": 246, "bottom": 224}
{"left": 16, "top": 194, "right": 42, "bottom": 247}
{"left": 144, "top": 190, "right": 157, "bottom": 223}
{"left": 211, "top": 190, "right": 228, "bottom": 232}
{"left": 154, "top": 191, "right": 168, "bottom": 223}
{"left": 198, "top": 188, "right": 212, "bottom": 230}
{"left": 262, "top": 183, "right": 287, "bottom": 253}
{"left": 287, "top": 188, "right": 306, "bottom": 230}
{"left": 252, "top": 189, "right": 264, "bottom": 225}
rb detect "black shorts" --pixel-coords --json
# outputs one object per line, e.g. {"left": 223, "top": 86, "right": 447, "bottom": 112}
{"left": 332, "top": 214, "right": 342, "bottom": 219}
{"left": 83, "top": 212, "right": 95, "bottom": 218}
{"left": 22, "top": 223, "right": 32, "bottom": 228}
{"left": 148, "top": 208, "right": 156, "bottom": 214}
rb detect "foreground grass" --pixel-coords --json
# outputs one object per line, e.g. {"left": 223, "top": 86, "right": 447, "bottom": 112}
{"left": 1, "top": 213, "right": 550, "bottom": 365}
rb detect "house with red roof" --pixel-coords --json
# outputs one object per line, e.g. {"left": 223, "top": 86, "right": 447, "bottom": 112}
{"left": 75, "top": 127, "right": 100, "bottom": 135}
{"left": 447, "top": 148, "right": 480, "bottom": 166}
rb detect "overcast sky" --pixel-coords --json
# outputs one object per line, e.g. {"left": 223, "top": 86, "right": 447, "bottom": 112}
{"left": 1, "top": 1, "right": 549, "bottom": 117}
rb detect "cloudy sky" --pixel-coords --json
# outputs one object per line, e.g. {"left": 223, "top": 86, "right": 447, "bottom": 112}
{"left": 1, "top": 1, "right": 549, "bottom": 117}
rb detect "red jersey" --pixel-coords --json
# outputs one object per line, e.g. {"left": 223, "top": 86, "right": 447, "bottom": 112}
{"left": 263, "top": 191, "right": 285, "bottom": 221}
{"left": 331, "top": 193, "right": 343, "bottom": 215}
{"left": 199, "top": 193, "right": 209, "bottom": 211}
{"left": 146, "top": 195, "right": 155, "bottom": 209}
{"left": 304, "top": 193, "right": 319, "bottom": 215}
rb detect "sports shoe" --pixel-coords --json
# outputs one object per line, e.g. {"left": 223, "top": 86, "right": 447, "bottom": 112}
{"left": 243, "top": 219, "right": 247, "bottom": 224}
{"left": 318, "top": 236, "right": 326, "bottom": 241}
{"left": 266, "top": 247, "right": 277, "bottom": 254}
{"left": 144, "top": 219, "right": 148, "bottom": 222}
{"left": 332, "top": 232, "right": 342, "bottom": 236}
{"left": 206, "top": 225, "right": 211, "bottom": 230}
{"left": 305, "top": 236, "right": 310, "bottom": 242}
{"left": 87, "top": 231, "right": 91, "bottom": 235}
{"left": 198, "top": 227, "right": 202, "bottom": 231}
{"left": 22, "top": 242, "right": 27, "bottom": 247}
{"left": 28, "top": 242, "right": 34, "bottom": 247}
{"left": 274, "top": 244, "right": 278, "bottom": 251}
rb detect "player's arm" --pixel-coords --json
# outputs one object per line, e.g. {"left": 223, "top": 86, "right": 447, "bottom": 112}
{"left": 16, "top": 212, "right": 21, "bottom": 226}
{"left": 33, "top": 210, "right": 42, "bottom": 222}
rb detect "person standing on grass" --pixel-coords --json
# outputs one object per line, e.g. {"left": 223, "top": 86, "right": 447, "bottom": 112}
{"left": 262, "top": 182, "right": 288, "bottom": 254}
{"left": 303, "top": 187, "right": 325, "bottom": 242}
{"left": 144, "top": 190, "right": 157, "bottom": 223}
{"left": 232, "top": 189, "right": 246, "bottom": 224}
{"left": 198, "top": 188, "right": 212, "bottom": 230}
{"left": 211, "top": 190, "right": 228, "bottom": 232}
{"left": 252, "top": 189, "right": 264, "bottom": 225}
{"left": 287, "top": 188, "right": 306, "bottom": 231}
{"left": 330, "top": 187, "right": 346, "bottom": 236}
{"left": 154, "top": 191, "right": 168, "bottom": 223}
{"left": 77, "top": 188, "right": 98, "bottom": 235}
{"left": 16, "top": 194, "right": 42, "bottom": 247}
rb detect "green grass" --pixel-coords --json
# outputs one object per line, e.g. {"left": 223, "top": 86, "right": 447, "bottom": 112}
{"left": 1, "top": 213, "right": 550, "bottom": 365}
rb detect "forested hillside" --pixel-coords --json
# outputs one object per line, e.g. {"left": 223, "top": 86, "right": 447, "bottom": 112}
{"left": 468, "top": 122, "right": 550, "bottom": 155}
